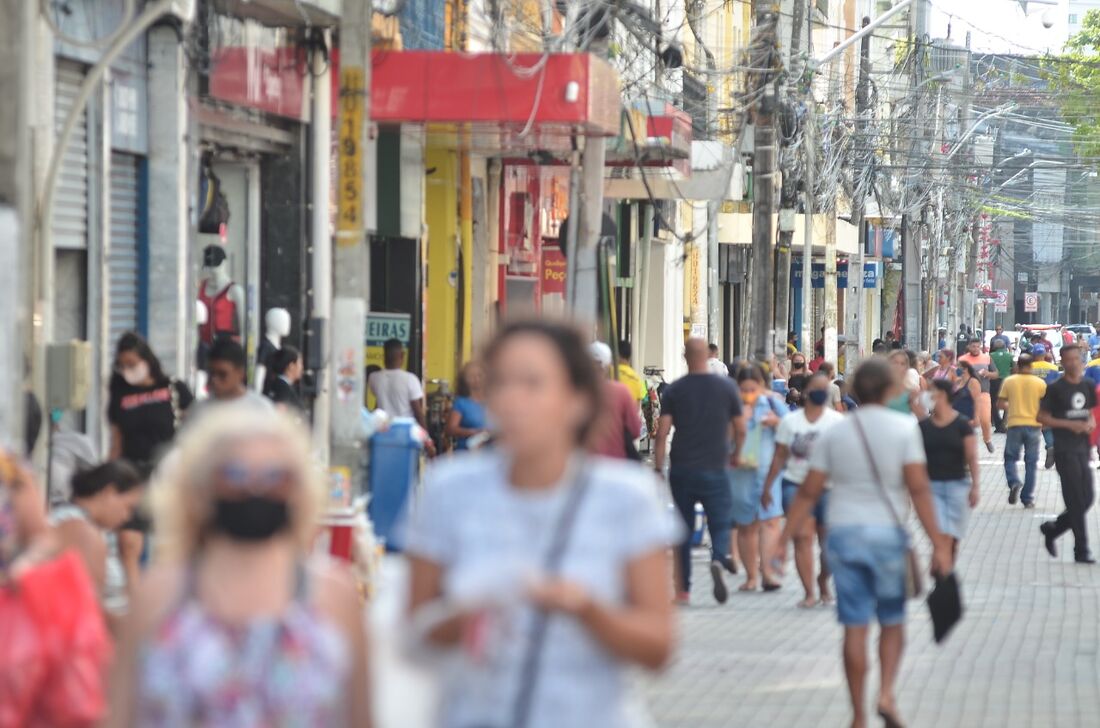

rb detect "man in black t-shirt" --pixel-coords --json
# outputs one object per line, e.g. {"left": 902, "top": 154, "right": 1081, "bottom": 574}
{"left": 655, "top": 338, "right": 746, "bottom": 605}
{"left": 1038, "top": 344, "right": 1098, "bottom": 563}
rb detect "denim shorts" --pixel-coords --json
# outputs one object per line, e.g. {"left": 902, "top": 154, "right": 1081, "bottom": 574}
{"left": 825, "top": 525, "right": 908, "bottom": 626}
{"left": 728, "top": 469, "right": 784, "bottom": 526}
{"left": 930, "top": 478, "right": 971, "bottom": 540}
{"left": 781, "top": 479, "right": 829, "bottom": 526}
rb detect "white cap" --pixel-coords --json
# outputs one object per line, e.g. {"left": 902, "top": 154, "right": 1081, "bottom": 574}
{"left": 589, "top": 341, "right": 613, "bottom": 367}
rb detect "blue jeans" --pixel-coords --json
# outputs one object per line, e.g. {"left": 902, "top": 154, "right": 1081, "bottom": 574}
{"left": 1043, "top": 427, "right": 1054, "bottom": 449}
{"left": 670, "top": 468, "right": 734, "bottom": 593}
{"left": 1005, "top": 426, "right": 1041, "bottom": 504}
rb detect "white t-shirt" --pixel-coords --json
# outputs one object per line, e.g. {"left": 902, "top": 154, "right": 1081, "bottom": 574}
{"left": 706, "top": 358, "right": 729, "bottom": 376}
{"left": 407, "top": 452, "right": 680, "bottom": 728}
{"left": 369, "top": 369, "right": 424, "bottom": 417}
{"left": 809, "top": 405, "right": 927, "bottom": 528}
{"left": 775, "top": 408, "right": 844, "bottom": 484}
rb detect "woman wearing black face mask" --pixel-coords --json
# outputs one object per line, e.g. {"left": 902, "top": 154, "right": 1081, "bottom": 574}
{"left": 109, "top": 408, "right": 371, "bottom": 726}
{"left": 787, "top": 355, "right": 810, "bottom": 407}
{"left": 762, "top": 373, "right": 844, "bottom": 607}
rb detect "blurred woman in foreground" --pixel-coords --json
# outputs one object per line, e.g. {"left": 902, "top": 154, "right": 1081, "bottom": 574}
{"left": 109, "top": 407, "right": 370, "bottom": 727}
{"left": 407, "top": 319, "right": 678, "bottom": 728}
{"left": 0, "top": 448, "right": 111, "bottom": 727}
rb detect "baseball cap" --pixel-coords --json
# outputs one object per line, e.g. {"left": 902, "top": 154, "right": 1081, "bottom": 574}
{"left": 1031, "top": 344, "right": 1047, "bottom": 356}
{"left": 588, "top": 341, "right": 612, "bottom": 367}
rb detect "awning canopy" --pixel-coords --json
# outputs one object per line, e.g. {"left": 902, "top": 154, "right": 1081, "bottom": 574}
{"left": 369, "top": 51, "right": 621, "bottom": 142}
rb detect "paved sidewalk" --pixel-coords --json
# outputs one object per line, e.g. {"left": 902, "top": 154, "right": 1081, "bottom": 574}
{"left": 644, "top": 434, "right": 1100, "bottom": 728}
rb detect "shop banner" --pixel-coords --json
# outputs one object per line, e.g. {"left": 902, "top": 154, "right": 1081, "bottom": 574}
{"left": 542, "top": 247, "right": 567, "bottom": 295}
{"left": 365, "top": 312, "right": 412, "bottom": 370}
{"left": 792, "top": 261, "right": 880, "bottom": 289}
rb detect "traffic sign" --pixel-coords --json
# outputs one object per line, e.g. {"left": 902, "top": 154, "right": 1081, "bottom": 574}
{"left": 1024, "top": 291, "right": 1039, "bottom": 313}
{"left": 994, "top": 289, "right": 1008, "bottom": 313}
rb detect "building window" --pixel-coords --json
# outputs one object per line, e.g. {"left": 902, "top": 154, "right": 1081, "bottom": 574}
{"left": 1070, "top": 13, "right": 1079, "bottom": 24}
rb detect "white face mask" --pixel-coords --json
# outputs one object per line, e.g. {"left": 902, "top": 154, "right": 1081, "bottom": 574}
{"left": 121, "top": 361, "right": 150, "bottom": 387}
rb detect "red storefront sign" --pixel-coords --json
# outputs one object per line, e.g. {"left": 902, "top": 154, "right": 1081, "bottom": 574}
{"left": 208, "top": 46, "right": 307, "bottom": 121}
{"left": 542, "top": 247, "right": 567, "bottom": 294}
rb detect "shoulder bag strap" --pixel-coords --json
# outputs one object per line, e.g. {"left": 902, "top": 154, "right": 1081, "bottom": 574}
{"left": 852, "top": 414, "right": 908, "bottom": 531}
{"left": 510, "top": 467, "right": 592, "bottom": 728}
{"left": 168, "top": 379, "right": 182, "bottom": 430}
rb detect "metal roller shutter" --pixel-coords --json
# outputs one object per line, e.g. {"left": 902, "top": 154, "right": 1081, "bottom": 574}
{"left": 109, "top": 153, "right": 141, "bottom": 344}
{"left": 53, "top": 60, "right": 89, "bottom": 251}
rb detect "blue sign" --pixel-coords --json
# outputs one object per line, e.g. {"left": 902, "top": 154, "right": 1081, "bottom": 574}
{"left": 791, "top": 261, "right": 880, "bottom": 289}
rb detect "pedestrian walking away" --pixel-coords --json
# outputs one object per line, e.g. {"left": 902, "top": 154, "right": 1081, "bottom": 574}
{"left": 997, "top": 353, "right": 1046, "bottom": 508}
{"left": 588, "top": 341, "right": 644, "bottom": 461}
{"left": 921, "top": 380, "right": 980, "bottom": 557}
{"left": 989, "top": 338, "right": 1014, "bottom": 433}
{"left": 406, "top": 320, "right": 678, "bottom": 728}
{"left": 959, "top": 337, "right": 998, "bottom": 452}
{"left": 762, "top": 372, "right": 843, "bottom": 607}
{"left": 773, "top": 359, "right": 952, "bottom": 728}
{"left": 1037, "top": 344, "right": 1098, "bottom": 563}
{"left": 110, "top": 407, "right": 371, "bottom": 726}
{"left": 729, "top": 364, "right": 788, "bottom": 592}
{"left": 655, "top": 338, "right": 746, "bottom": 605}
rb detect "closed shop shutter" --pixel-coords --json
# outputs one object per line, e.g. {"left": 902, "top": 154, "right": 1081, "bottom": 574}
{"left": 109, "top": 153, "right": 141, "bottom": 344}
{"left": 53, "top": 60, "right": 89, "bottom": 251}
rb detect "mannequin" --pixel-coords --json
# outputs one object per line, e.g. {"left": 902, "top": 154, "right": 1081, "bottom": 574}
{"left": 254, "top": 307, "right": 291, "bottom": 393}
{"left": 194, "top": 300, "right": 210, "bottom": 399}
{"left": 197, "top": 245, "right": 244, "bottom": 345}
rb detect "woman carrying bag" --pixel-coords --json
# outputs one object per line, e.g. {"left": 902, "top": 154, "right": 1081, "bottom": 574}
{"left": 405, "top": 320, "right": 679, "bottom": 728}
{"left": 729, "top": 365, "right": 788, "bottom": 592}
{"left": 773, "top": 359, "right": 952, "bottom": 728}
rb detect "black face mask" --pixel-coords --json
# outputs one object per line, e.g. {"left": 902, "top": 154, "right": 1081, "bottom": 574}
{"left": 211, "top": 496, "right": 290, "bottom": 542}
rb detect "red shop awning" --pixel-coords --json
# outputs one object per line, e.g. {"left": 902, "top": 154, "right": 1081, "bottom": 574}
{"left": 366, "top": 51, "right": 621, "bottom": 138}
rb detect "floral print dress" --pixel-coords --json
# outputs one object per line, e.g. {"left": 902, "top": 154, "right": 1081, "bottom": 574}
{"left": 136, "top": 564, "right": 351, "bottom": 727}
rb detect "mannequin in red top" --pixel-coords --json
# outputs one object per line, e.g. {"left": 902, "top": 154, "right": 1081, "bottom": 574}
{"left": 197, "top": 245, "right": 244, "bottom": 345}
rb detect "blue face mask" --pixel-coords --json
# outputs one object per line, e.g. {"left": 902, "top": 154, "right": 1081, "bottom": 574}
{"left": 807, "top": 389, "right": 829, "bottom": 406}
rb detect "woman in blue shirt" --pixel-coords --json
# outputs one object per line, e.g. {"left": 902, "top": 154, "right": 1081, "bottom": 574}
{"left": 446, "top": 362, "right": 488, "bottom": 450}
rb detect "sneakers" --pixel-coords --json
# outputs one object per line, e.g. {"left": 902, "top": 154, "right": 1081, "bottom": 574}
{"left": 1040, "top": 522, "right": 1058, "bottom": 558}
{"left": 1045, "top": 447, "right": 1056, "bottom": 470}
{"left": 1075, "top": 554, "right": 1097, "bottom": 565}
{"left": 986, "top": 440, "right": 995, "bottom": 454}
{"left": 1024, "top": 501, "right": 1036, "bottom": 509}
{"left": 1008, "top": 483, "right": 1022, "bottom": 505}
{"left": 710, "top": 560, "right": 729, "bottom": 604}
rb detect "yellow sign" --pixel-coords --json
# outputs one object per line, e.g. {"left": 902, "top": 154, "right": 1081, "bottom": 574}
{"left": 337, "top": 66, "right": 366, "bottom": 246}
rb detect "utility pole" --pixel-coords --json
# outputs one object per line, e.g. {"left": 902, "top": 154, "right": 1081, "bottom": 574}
{"left": 775, "top": 0, "right": 805, "bottom": 352}
{"left": 310, "top": 31, "right": 333, "bottom": 461}
{"left": 822, "top": 57, "right": 839, "bottom": 366}
{"left": 750, "top": 3, "right": 779, "bottom": 362}
{"left": 902, "top": 0, "right": 929, "bottom": 350}
{"left": 847, "top": 16, "right": 872, "bottom": 374}
{"left": 0, "top": 0, "right": 32, "bottom": 444}
{"left": 331, "top": 0, "right": 373, "bottom": 487}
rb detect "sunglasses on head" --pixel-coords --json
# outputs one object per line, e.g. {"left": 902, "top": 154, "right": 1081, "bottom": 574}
{"left": 214, "top": 462, "right": 294, "bottom": 491}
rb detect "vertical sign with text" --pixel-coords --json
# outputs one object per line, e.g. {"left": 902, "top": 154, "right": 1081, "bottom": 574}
{"left": 337, "top": 67, "right": 365, "bottom": 246}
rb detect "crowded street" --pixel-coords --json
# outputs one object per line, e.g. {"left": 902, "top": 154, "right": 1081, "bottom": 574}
{"left": 8, "top": 0, "right": 1100, "bottom": 727}
{"left": 646, "top": 435, "right": 1100, "bottom": 728}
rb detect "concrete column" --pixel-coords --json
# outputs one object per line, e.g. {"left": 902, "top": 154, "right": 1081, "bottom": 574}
{"left": 0, "top": 0, "right": 35, "bottom": 444}
{"left": 146, "top": 26, "right": 192, "bottom": 378}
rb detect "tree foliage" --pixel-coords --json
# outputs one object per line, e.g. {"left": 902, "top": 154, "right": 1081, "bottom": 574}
{"left": 1046, "top": 9, "right": 1100, "bottom": 159}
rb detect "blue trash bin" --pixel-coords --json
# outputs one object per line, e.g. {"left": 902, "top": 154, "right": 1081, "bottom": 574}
{"left": 367, "top": 418, "right": 423, "bottom": 552}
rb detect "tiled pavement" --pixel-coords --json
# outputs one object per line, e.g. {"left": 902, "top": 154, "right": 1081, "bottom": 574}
{"left": 643, "top": 434, "right": 1100, "bottom": 728}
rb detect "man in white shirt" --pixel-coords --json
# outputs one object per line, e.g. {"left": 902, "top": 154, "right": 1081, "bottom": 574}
{"left": 368, "top": 338, "right": 428, "bottom": 429}
{"left": 706, "top": 343, "right": 729, "bottom": 376}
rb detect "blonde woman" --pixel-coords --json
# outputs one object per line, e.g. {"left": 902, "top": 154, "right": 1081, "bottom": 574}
{"left": 109, "top": 406, "right": 370, "bottom": 727}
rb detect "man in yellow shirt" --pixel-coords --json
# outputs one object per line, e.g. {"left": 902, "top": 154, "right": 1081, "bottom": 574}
{"left": 997, "top": 353, "right": 1047, "bottom": 508}
{"left": 616, "top": 340, "right": 647, "bottom": 402}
